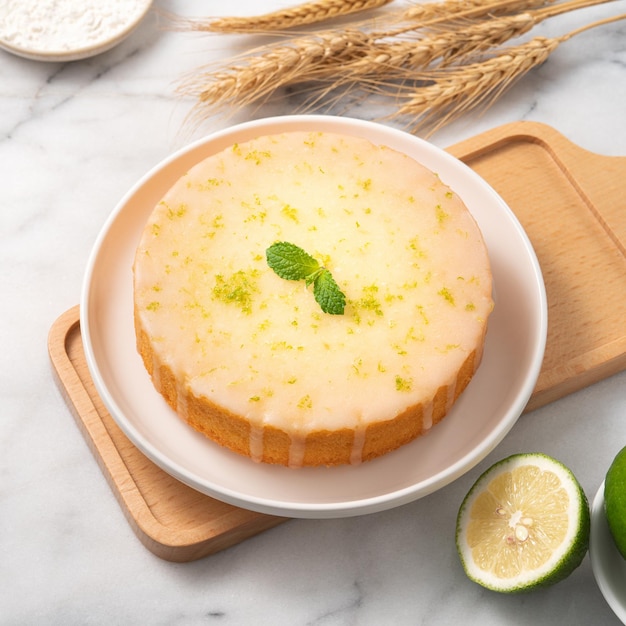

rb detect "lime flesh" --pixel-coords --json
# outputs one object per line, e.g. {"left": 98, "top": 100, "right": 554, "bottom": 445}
{"left": 604, "top": 446, "right": 626, "bottom": 560}
{"left": 456, "top": 453, "right": 590, "bottom": 593}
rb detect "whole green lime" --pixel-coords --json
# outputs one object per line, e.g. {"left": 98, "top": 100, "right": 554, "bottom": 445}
{"left": 604, "top": 446, "right": 626, "bottom": 560}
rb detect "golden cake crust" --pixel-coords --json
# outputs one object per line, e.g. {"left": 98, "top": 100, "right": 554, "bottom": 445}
{"left": 135, "top": 307, "right": 482, "bottom": 466}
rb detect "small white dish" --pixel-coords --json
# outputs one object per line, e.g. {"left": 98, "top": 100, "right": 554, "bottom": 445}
{"left": 590, "top": 482, "right": 626, "bottom": 624}
{"left": 0, "top": 1, "right": 153, "bottom": 62}
{"left": 81, "top": 115, "right": 547, "bottom": 518}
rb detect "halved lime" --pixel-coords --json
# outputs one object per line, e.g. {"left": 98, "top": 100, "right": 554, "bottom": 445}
{"left": 604, "top": 445, "right": 626, "bottom": 560}
{"left": 456, "top": 453, "right": 590, "bottom": 593}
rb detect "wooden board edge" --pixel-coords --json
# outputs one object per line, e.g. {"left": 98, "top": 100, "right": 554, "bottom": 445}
{"left": 447, "top": 120, "right": 571, "bottom": 162}
{"left": 449, "top": 121, "right": 626, "bottom": 408}
{"left": 526, "top": 338, "right": 626, "bottom": 413}
{"left": 47, "top": 306, "right": 289, "bottom": 560}
{"left": 147, "top": 514, "right": 288, "bottom": 562}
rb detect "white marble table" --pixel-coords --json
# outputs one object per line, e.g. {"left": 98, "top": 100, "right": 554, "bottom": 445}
{"left": 2, "top": 0, "right": 626, "bottom": 623}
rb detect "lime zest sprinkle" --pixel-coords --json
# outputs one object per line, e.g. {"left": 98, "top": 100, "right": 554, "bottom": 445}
{"left": 297, "top": 395, "right": 313, "bottom": 409}
{"left": 354, "top": 283, "right": 383, "bottom": 316}
{"left": 438, "top": 287, "right": 455, "bottom": 305}
{"left": 435, "top": 203, "right": 450, "bottom": 224}
{"left": 212, "top": 269, "right": 259, "bottom": 314}
{"left": 395, "top": 375, "right": 413, "bottom": 392}
{"left": 281, "top": 204, "right": 300, "bottom": 223}
{"left": 245, "top": 149, "right": 272, "bottom": 164}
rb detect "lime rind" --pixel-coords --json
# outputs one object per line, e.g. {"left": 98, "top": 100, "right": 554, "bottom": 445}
{"left": 456, "top": 452, "right": 590, "bottom": 593}
{"left": 604, "top": 446, "right": 626, "bottom": 560}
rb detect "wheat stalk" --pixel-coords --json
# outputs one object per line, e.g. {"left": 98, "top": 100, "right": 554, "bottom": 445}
{"left": 180, "top": 29, "right": 371, "bottom": 107}
{"left": 400, "top": 0, "right": 552, "bottom": 22}
{"left": 169, "top": 0, "right": 546, "bottom": 35}
{"left": 178, "top": 0, "right": 559, "bottom": 108}
{"left": 393, "top": 12, "right": 626, "bottom": 134}
{"left": 334, "top": 0, "right": 615, "bottom": 82}
{"left": 178, "top": 0, "right": 624, "bottom": 134}
{"left": 396, "top": 37, "right": 559, "bottom": 128}
{"left": 173, "top": 0, "right": 394, "bottom": 33}
{"left": 311, "top": 12, "right": 538, "bottom": 82}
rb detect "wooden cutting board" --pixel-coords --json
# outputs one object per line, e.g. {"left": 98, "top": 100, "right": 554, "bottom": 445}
{"left": 48, "top": 121, "right": 626, "bottom": 562}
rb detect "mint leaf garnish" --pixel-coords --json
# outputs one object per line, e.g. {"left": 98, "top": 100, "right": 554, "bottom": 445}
{"left": 266, "top": 241, "right": 346, "bottom": 315}
{"left": 313, "top": 269, "right": 346, "bottom": 315}
{"left": 266, "top": 241, "right": 320, "bottom": 280}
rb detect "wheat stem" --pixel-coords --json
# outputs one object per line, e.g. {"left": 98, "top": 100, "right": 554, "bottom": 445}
{"left": 531, "top": 0, "right": 620, "bottom": 20}
{"left": 356, "top": 0, "right": 556, "bottom": 41}
{"left": 558, "top": 9, "right": 626, "bottom": 37}
{"left": 175, "top": 0, "right": 394, "bottom": 33}
{"left": 400, "top": 0, "right": 552, "bottom": 23}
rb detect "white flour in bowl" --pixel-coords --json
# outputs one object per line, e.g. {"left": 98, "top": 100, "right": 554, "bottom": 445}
{"left": 0, "top": 0, "right": 152, "bottom": 54}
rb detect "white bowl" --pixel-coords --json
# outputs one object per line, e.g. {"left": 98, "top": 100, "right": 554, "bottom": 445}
{"left": 81, "top": 115, "right": 547, "bottom": 518}
{"left": 0, "top": 1, "right": 152, "bottom": 62}
{"left": 590, "top": 482, "right": 626, "bottom": 623}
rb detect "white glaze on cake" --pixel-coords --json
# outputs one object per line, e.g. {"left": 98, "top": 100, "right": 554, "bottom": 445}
{"left": 133, "top": 131, "right": 493, "bottom": 466}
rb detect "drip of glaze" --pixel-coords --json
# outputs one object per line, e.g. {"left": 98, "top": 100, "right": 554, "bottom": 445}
{"left": 176, "top": 382, "right": 188, "bottom": 420}
{"left": 288, "top": 434, "right": 306, "bottom": 469}
{"left": 422, "top": 400, "right": 434, "bottom": 432}
{"left": 445, "top": 377, "right": 458, "bottom": 413}
{"left": 474, "top": 340, "right": 485, "bottom": 372}
{"left": 249, "top": 425, "right": 264, "bottom": 464}
{"left": 350, "top": 426, "right": 366, "bottom": 466}
{"left": 151, "top": 353, "right": 161, "bottom": 390}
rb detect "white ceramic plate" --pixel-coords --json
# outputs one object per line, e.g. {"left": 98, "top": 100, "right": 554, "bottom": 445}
{"left": 81, "top": 115, "right": 547, "bottom": 519}
{"left": 0, "top": 1, "right": 152, "bottom": 62}
{"left": 590, "top": 482, "right": 626, "bottom": 624}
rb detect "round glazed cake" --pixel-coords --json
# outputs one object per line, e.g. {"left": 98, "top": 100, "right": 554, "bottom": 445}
{"left": 133, "top": 130, "right": 493, "bottom": 468}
